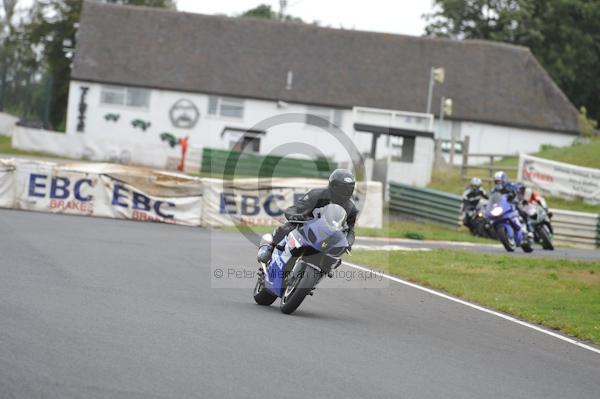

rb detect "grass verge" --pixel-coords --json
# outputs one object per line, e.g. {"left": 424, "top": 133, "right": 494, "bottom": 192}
{"left": 222, "top": 221, "right": 492, "bottom": 244}
{"left": 351, "top": 249, "right": 600, "bottom": 344}
{"left": 355, "top": 221, "right": 491, "bottom": 243}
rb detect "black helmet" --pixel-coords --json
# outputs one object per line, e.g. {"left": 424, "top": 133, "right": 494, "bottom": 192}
{"left": 328, "top": 169, "right": 355, "bottom": 202}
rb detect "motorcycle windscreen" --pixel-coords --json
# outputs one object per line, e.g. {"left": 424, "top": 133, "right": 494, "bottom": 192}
{"left": 486, "top": 193, "right": 503, "bottom": 211}
{"left": 304, "top": 205, "right": 349, "bottom": 253}
{"left": 485, "top": 193, "right": 510, "bottom": 219}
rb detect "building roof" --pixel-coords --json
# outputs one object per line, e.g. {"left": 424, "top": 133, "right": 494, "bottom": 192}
{"left": 73, "top": 1, "right": 580, "bottom": 135}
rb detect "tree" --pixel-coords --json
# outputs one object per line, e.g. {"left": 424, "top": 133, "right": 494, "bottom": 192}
{"left": 241, "top": 4, "right": 274, "bottom": 19}
{"left": 240, "top": 3, "right": 303, "bottom": 23}
{"left": 424, "top": 0, "right": 600, "bottom": 123}
{"left": 0, "top": 0, "right": 18, "bottom": 111}
{"left": 23, "top": 0, "right": 175, "bottom": 130}
{"left": 103, "top": 0, "right": 176, "bottom": 8}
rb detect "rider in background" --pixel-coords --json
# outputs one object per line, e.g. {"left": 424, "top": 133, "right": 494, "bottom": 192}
{"left": 257, "top": 169, "right": 358, "bottom": 264}
{"left": 461, "top": 177, "right": 488, "bottom": 227}
{"left": 518, "top": 186, "right": 552, "bottom": 217}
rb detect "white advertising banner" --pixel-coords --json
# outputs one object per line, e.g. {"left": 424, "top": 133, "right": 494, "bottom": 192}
{"left": 0, "top": 159, "right": 16, "bottom": 208}
{"left": 518, "top": 154, "right": 600, "bottom": 204}
{"left": 201, "top": 178, "right": 383, "bottom": 228}
{"left": 0, "top": 159, "right": 383, "bottom": 229}
{"left": 9, "top": 159, "right": 205, "bottom": 226}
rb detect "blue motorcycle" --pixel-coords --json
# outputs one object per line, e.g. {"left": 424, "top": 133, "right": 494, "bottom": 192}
{"left": 253, "top": 204, "right": 350, "bottom": 314}
{"left": 485, "top": 192, "right": 533, "bottom": 253}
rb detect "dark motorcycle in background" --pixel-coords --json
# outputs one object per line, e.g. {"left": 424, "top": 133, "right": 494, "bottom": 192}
{"left": 464, "top": 199, "right": 496, "bottom": 239}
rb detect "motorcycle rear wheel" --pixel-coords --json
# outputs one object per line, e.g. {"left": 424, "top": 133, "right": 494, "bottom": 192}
{"left": 538, "top": 225, "right": 554, "bottom": 250}
{"left": 496, "top": 226, "right": 516, "bottom": 252}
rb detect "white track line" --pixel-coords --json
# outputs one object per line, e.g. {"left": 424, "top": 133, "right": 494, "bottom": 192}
{"left": 352, "top": 244, "right": 432, "bottom": 252}
{"left": 355, "top": 235, "right": 503, "bottom": 248}
{"left": 343, "top": 260, "right": 600, "bottom": 356}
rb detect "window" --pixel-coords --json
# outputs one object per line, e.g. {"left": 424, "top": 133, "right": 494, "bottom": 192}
{"left": 230, "top": 136, "right": 260, "bottom": 153}
{"left": 305, "top": 106, "right": 343, "bottom": 128}
{"left": 440, "top": 139, "right": 464, "bottom": 154}
{"left": 100, "top": 85, "right": 150, "bottom": 108}
{"left": 389, "top": 136, "right": 416, "bottom": 163}
{"left": 222, "top": 127, "right": 264, "bottom": 153}
{"left": 208, "top": 96, "right": 244, "bottom": 119}
{"left": 126, "top": 88, "right": 150, "bottom": 107}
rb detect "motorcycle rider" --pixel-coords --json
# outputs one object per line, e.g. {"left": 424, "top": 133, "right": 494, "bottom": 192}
{"left": 518, "top": 185, "right": 553, "bottom": 230}
{"left": 491, "top": 171, "right": 533, "bottom": 239}
{"left": 461, "top": 177, "right": 488, "bottom": 228}
{"left": 519, "top": 186, "right": 551, "bottom": 215}
{"left": 257, "top": 169, "right": 358, "bottom": 264}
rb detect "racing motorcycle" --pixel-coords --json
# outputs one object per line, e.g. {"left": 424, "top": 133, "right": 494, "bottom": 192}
{"left": 525, "top": 203, "right": 554, "bottom": 250}
{"left": 464, "top": 198, "right": 496, "bottom": 239}
{"left": 485, "top": 192, "right": 533, "bottom": 253}
{"left": 253, "top": 204, "right": 349, "bottom": 314}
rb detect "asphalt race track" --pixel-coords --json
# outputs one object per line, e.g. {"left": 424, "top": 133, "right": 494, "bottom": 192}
{"left": 1, "top": 209, "right": 599, "bottom": 399}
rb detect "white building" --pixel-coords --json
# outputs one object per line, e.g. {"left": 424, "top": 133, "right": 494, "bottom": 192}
{"left": 65, "top": 1, "right": 580, "bottom": 186}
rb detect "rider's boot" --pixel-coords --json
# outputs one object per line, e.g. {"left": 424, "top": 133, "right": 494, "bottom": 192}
{"left": 257, "top": 244, "right": 274, "bottom": 264}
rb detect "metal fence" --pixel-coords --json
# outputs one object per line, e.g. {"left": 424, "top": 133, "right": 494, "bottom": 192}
{"left": 0, "top": 63, "right": 54, "bottom": 130}
{"left": 388, "top": 182, "right": 600, "bottom": 248}
{"left": 388, "top": 182, "right": 462, "bottom": 226}
{"left": 551, "top": 209, "right": 600, "bottom": 249}
{"left": 201, "top": 148, "right": 337, "bottom": 179}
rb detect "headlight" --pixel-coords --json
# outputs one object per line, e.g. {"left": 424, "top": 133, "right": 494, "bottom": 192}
{"left": 491, "top": 207, "right": 503, "bottom": 217}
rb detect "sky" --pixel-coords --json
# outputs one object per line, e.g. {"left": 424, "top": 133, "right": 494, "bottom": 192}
{"left": 177, "top": 0, "right": 434, "bottom": 37}
{"left": 8, "top": 0, "right": 434, "bottom": 37}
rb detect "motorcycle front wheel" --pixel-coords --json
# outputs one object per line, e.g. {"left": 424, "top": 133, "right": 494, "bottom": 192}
{"left": 538, "top": 225, "right": 554, "bottom": 250}
{"left": 253, "top": 273, "right": 277, "bottom": 306}
{"left": 496, "top": 226, "right": 516, "bottom": 252}
{"left": 521, "top": 240, "right": 534, "bottom": 253}
{"left": 280, "top": 264, "right": 321, "bottom": 315}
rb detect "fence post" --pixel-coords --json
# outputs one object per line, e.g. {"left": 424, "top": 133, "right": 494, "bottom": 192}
{"left": 0, "top": 60, "right": 8, "bottom": 112}
{"left": 43, "top": 74, "right": 53, "bottom": 130}
{"left": 434, "top": 138, "right": 443, "bottom": 167}
{"left": 461, "top": 136, "right": 470, "bottom": 179}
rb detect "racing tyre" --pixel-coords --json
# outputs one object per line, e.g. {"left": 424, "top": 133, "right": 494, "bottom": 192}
{"left": 253, "top": 273, "right": 277, "bottom": 306}
{"left": 538, "top": 226, "right": 554, "bottom": 250}
{"left": 280, "top": 264, "right": 321, "bottom": 315}
{"left": 521, "top": 241, "right": 534, "bottom": 253}
{"left": 496, "top": 226, "right": 516, "bottom": 252}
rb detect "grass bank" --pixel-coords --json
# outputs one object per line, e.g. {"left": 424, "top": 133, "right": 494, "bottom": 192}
{"left": 351, "top": 249, "right": 600, "bottom": 344}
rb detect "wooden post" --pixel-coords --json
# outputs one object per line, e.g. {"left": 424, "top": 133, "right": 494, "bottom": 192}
{"left": 370, "top": 133, "right": 379, "bottom": 159}
{"left": 461, "top": 136, "right": 470, "bottom": 180}
{"left": 489, "top": 155, "right": 495, "bottom": 186}
{"left": 434, "top": 138, "right": 442, "bottom": 167}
